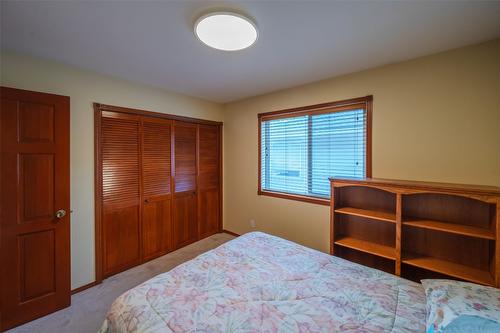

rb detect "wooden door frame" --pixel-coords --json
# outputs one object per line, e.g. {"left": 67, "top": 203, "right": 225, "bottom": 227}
{"left": 94, "top": 103, "right": 223, "bottom": 283}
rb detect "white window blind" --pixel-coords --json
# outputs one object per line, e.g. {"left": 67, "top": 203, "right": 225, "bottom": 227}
{"left": 260, "top": 108, "right": 367, "bottom": 199}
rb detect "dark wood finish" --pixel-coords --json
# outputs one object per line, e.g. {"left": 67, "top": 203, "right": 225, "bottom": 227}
{"left": 95, "top": 104, "right": 222, "bottom": 283}
{"left": 173, "top": 121, "right": 198, "bottom": 248}
{"left": 395, "top": 194, "right": 402, "bottom": 276}
{"left": 198, "top": 125, "right": 221, "bottom": 238}
{"left": 330, "top": 177, "right": 500, "bottom": 287}
{"left": 100, "top": 111, "right": 141, "bottom": 277}
{"left": 257, "top": 189, "right": 330, "bottom": 206}
{"left": 1, "top": 87, "right": 70, "bottom": 330}
{"left": 258, "top": 96, "right": 372, "bottom": 205}
{"left": 141, "top": 117, "right": 173, "bottom": 261}
{"left": 258, "top": 96, "right": 373, "bottom": 120}
{"left": 95, "top": 103, "right": 222, "bottom": 126}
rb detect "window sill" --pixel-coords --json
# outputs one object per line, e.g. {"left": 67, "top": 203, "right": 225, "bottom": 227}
{"left": 258, "top": 190, "right": 330, "bottom": 206}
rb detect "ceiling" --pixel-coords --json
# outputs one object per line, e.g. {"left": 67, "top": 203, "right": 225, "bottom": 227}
{"left": 2, "top": 1, "right": 500, "bottom": 103}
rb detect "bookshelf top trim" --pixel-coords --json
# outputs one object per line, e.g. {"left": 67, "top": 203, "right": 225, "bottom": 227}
{"left": 330, "top": 177, "right": 500, "bottom": 197}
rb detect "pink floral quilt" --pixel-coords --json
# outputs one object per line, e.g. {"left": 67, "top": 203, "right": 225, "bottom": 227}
{"left": 99, "top": 232, "right": 426, "bottom": 332}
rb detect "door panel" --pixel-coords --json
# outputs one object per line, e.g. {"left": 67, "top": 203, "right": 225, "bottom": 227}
{"left": 143, "top": 199, "right": 172, "bottom": 259}
{"left": 174, "top": 122, "right": 197, "bottom": 193}
{"left": 198, "top": 189, "right": 220, "bottom": 238}
{"left": 19, "top": 230, "right": 56, "bottom": 301}
{"left": 198, "top": 125, "right": 221, "bottom": 238}
{"left": 18, "top": 101, "right": 55, "bottom": 143}
{"left": 141, "top": 118, "right": 172, "bottom": 260}
{"left": 100, "top": 112, "right": 141, "bottom": 276}
{"left": 173, "top": 121, "right": 198, "bottom": 248}
{"left": 1, "top": 87, "right": 70, "bottom": 331}
{"left": 20, "top": 154, "right": 55, "bottom": 222}
{"left": 103, "top": 206, "right": 140, "bottom": 273}
{"left": 172, "top": 192, "right": 198, "bottom": 248}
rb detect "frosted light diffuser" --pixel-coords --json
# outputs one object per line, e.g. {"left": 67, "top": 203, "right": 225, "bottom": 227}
{"left": 195, "top": 12, "right": 258, "bottom": 51}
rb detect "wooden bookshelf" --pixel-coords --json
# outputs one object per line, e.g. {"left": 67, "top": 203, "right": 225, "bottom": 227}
{"left": 403, "top": 253, "right": 494, "bottom": 286}
{"left": 335, "top": 236, "right": 396, "bottom": 260}
{"left": 403, "top": 219, "right": 495, "bottom": 240}
{"left": 335, "top": 207, "right": 396, "bottom": 223}
{"left": 330, "top": 177, "right": 500, "bottom": 287}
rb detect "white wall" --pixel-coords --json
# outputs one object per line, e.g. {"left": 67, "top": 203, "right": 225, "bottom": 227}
{"left": 0, "top": 51, "right": 224, "bottom": 289}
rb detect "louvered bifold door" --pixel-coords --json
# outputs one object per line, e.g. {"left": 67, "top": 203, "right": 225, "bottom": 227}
{"left": 172, "top": 121, "right": 198, "bottom": 249}
{"left": 198, "top": 124, "right": 221, "bottom": 238}
{"left": 101, "top": 111, "right": 141, "bottom": 277}
{"left": 141, "top": 117, "right": 173, "bottom": 261}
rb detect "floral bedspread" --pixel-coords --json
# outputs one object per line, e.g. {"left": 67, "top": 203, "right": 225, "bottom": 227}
{"left": 99, "top": 232, "right": 426, "bottom": 332}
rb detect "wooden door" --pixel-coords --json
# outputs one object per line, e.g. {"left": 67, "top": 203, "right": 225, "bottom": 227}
{"left": 198, "top": 124, "right": 221, "bottom": 238}
{"left": 0, "top": 87, "right": 70, "bottom": 330}
{"left": 99, "top": 111, "right": 141, "bottom": 277}
{"left": 172, "top": 121, "right": 198, "bottom": 248}
{"left": 141, "top": 117, "right": 173, "bottom": 261}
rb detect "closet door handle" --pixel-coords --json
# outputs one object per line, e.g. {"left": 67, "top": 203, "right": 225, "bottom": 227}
{"left": 144, "top": 198, "right": 150, "bottom": 203}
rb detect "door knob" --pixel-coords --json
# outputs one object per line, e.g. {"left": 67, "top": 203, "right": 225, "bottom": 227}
{"left": 55, "top": 209, "right": 66, "bottom": 219}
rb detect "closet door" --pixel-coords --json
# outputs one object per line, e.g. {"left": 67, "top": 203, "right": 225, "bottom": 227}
{"left": 141, "top": 117, "right": 173, "bottom": 260}
{"left": 101, "top": 111, "right": 141, "bottom": 277}
{"left": 172, "top": 121, "right": 198, "bottom": 248}
{"left": 198, "top": 124, "right": 221, "bottom": 238}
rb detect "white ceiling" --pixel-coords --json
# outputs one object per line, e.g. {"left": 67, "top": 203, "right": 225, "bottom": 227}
{"left": 2, "top": 1, "right": 500, "bottom": 103}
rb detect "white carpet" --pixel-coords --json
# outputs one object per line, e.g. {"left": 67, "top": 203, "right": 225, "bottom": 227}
{"left": 7, "top": 233, "right": 235, "bottom": 333}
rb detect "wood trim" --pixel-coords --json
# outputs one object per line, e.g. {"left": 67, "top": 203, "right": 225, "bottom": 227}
{"left": 257, "top": 118, "right": 262, "bottom": 202}
{"left": 94, "top": 103, "right": 222, "bottom": 126}
{"left": 94, "top": 105, "right": 103, "bottom": 284}
{"left": 71, "top": 281, "right": 100, "bottom": 295}
{"left": 395, "top": 193, "right": 402, "bottom": 276}
{"left": 365, "top": 97, "right": 373, "bottom": 178}
{"left": 330, "top": 185, "right": 336, "bottom": 255}
{"left": 219, "top": 124, "right": 224, "bottom": 233}
{"left": 257, "top": 96, "right": 373, "bottom": 205}
{"left": 258, "top": 190, "right": 330, "bottom": 206}
{"left": 495, "top": 200, "right": 500, "bottom": 287}
{"left": 222, "top": 229, "right": 240, "bottom": 237}
{"left": 330, "top": 177, "right": 500, "bottom": 197}
{"left": 258, "top": 96, "right": 373, "bottom": 120}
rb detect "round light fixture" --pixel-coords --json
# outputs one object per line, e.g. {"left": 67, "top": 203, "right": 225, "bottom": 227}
{"left": 194, "top": 12, "right": 258, "bottom": 51}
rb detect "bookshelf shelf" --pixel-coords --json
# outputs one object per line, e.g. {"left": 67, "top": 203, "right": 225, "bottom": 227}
{"left": 335, "top": 207, "right": 396, "bottom": 224}
{"left": 335, "top": 236, "right": 396, "bottom": 260}
{"left": 403, "top": 253, "right": 494, "bottom": 286}
{"left": 403, "top": 218, "right": 495, "bottom": 240}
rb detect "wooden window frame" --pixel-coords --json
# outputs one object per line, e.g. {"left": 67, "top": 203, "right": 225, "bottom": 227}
{"left": 257, "top": 96, "right": 373, "bottom": 206}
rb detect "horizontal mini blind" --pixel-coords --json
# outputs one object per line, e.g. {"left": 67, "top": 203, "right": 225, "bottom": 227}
{"left": 261, "top": 108, "right": 366, "bottom": 199}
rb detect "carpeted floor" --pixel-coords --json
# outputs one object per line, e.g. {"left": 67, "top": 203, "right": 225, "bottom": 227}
{"left": 7, "top": 233, "right": 235, "bottom": 333}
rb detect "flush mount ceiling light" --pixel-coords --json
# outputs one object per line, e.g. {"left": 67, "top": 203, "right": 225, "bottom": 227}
{"left": 194, "top": 12, "right": 258, "bottom": 51}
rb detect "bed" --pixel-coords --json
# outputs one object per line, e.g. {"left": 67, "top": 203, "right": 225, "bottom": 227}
{"left": 99, "top": 232, "right": 426, "bottom": 332}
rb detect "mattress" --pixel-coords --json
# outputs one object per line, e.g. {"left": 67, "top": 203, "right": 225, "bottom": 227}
{"left": 99, "top": 232, "right": 426, "bottom": 332}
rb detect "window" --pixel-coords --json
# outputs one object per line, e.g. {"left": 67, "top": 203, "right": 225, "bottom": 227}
{"left": 258, "top": 96, "right": 372, "bottom": 205}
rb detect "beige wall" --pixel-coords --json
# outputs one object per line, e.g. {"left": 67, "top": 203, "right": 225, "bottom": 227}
{"left": 223, "top": 39, "right": 500, "bottom": 253}
{"left": 0, "top": 52, "right": 224, "bottom": 289}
